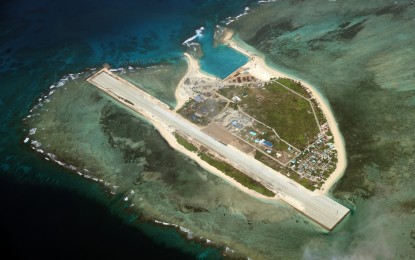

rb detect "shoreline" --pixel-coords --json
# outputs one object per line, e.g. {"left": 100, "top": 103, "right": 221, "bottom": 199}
{"left": 153, "top": 120, "right": 280, "bottom": 203}
{"left": 174, "top": 53, "right": 219, "bottom": 111}
{"left": 176, "top": 36, "right": 347, "bottom": 195}
{"left": 227, "top": 37, "right": 347, "bottom": 195}
{"left": 88, "top": 66, "right": 349, "bottom": 231}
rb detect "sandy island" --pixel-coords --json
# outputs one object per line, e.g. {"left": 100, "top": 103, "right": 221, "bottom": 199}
{"left": 174, "top": 37, "right": 347, "bottom": 196}
{"left": 88, "top": 50, "right": 350, "bottom": 230}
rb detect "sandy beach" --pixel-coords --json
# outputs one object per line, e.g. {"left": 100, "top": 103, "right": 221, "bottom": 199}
{"left": 227, "top": 38, "right": 347, "bottom": 195}
{"left": 218, "top": 28, "right": 235, "bottom": 44}
{"left": 175, "top": 53, "right": 220, "bottom": 110}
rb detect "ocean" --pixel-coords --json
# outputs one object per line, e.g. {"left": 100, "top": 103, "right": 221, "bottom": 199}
{"left": 0, "top": 0, "right": 253, "bottom": 258}
{"left": 1, "top": 0, "right": 415, "bottom": 259}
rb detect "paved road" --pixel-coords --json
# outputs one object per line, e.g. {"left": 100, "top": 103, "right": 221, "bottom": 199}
{"left": 88, "top": 69, "right": 349, "bottom": 231}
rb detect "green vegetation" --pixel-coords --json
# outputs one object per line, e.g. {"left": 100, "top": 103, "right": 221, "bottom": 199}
{"left": 310, "top": 98, "right": 327, "bottom": 125}
{"left": 219, "top": 80, "right": 320, "bottom": 149}
{"left": 274, "top": 139, "right": 290, "bottom": 152}
{"left": 174, "top": 133, "right": 198, "bottom": 152}
{"left": 198, "top": 152, "right": 275, "bottom": 197}
{"left": 274, "top": 78, "right": 310, "bottom": 98}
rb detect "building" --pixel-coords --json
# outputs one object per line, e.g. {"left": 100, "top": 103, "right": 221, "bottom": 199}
{"left": 259, "top": 139, "right": 273, "bottom": 148}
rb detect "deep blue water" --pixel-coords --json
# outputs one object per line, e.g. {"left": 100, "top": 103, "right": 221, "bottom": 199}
{"left": 0, "top": 0, "right": 254, "bottom": 258}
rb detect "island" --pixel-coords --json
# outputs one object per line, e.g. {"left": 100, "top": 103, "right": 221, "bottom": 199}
{"left": 86, "top": 39, "right": 349, "bottom": 231}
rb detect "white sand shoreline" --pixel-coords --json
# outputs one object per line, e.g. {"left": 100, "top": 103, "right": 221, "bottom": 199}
{"left": 227, "top": 37, "right": 347, "bottom": 195}
{"left": 175, "top": 53, "right": 219, "bottom": 111}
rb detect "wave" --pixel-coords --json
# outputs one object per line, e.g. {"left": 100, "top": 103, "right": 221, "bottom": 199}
{"left": 25, "top": 71, "right": 92, "bottom": 119}
{"left": 29, "top": 128, "right": 37, "bottom": 135}
{"left": 30, "top": 140, "right": 42, "bottom": 147}
{"left": 152, "top": 219, "right": 240, "bottom": 256}
{"left": 225, "top": 246, "right": 235, "bottom": 254}
{"left": 258, "top": 0, "right": 277, "bottom": 3}
{"left": 49, "top": 72, "right": 85, "bottom": 90}
{"left": 109, "top": 67, "right": 127, "bottom": 74}
{"left": 26, "top": 63, "right": 167, "bottom": 121}
{"left": 153, "top": 219, "right": 196, "bottom": 239}
{"left": 221, "top": 2, "right": 276, "bottom": 28}
{"left": 25, "top": 140, "right": 114, "bottom": 191}
{"left": 182, "top": 27, "right": 205, "bottom": 47}
{"left": 222, "top": 7, "right": 250, "bottom": 26}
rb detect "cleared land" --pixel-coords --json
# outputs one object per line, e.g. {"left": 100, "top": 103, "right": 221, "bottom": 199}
{"left": 87, "top": 69, "right": 349, "bottom": 231}
{"left": 202, "top": 122, "right": 236, "bottom": 144}
{"left": 178, "top": 95, "right": 227, "bottom": 126}
{"left": 203, "top": 122, "right": 255, "bottom": 154}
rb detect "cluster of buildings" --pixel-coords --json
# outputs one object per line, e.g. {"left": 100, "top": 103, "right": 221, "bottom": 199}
{"left": 179, "top": 68, "right": 338, "bottom": 190}
{"left": 288, "top": 123, "right": 337, "bottom": 187}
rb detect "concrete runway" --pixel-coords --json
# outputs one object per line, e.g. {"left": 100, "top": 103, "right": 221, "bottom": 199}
{"left": 88, "top": 69, "right": 349, "bottom": 231}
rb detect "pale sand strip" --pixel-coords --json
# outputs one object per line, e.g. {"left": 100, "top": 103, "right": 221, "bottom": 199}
{"left": 228, "top": 38, "right": 347, "bottom": 195}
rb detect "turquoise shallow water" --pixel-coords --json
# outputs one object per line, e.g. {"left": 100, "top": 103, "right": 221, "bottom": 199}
{"left": 0, "top": 0, "right": 255, "bottom": 258}
{"left": 231, "top": 0, "right": 415, "bottom": 258}
{"left": 3, "top": 0, "right": 415, "bottom": 259}
{"left": 198, "top": 24, "right": 249, "bottom": 79}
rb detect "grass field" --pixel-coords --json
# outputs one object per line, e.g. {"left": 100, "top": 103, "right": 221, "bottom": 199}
{"left": 219, "top": 80, "right": 320, "bottom": 149}
{"left": 274, "top": 78, "right": 311, "bottom": 98}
